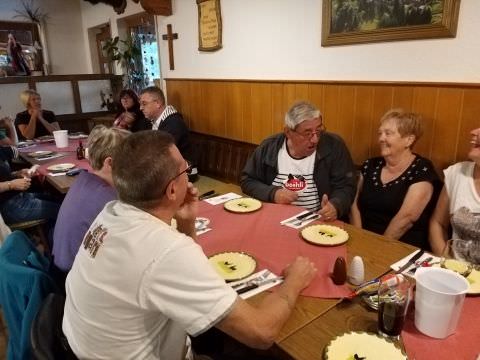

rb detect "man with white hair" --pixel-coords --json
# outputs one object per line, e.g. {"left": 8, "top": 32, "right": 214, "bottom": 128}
{"left": 241, "top": 101, "right": 356, "bottom": 221}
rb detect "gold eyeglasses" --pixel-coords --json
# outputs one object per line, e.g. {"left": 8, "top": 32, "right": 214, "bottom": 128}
{"left": 293, "top": 124, "right": 326, "bottom": 139}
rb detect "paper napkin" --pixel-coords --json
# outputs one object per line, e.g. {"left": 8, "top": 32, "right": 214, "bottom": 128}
{"left": 204, "top": 192, "right": 242, "bottom": 205}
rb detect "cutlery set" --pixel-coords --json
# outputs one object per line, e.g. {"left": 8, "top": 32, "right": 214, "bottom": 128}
{"left": 231, "top": 270, "right": 284, "bottom": 294}
{"left": 282, "top": 211, "right": 321, "bottom": 227}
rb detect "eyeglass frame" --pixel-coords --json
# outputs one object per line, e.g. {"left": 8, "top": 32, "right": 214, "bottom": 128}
{"left": 162, "top": 161, "right": 193, "bottom": 194}
{"left": 292, "top": 123, "right": 326, "bottom": 140}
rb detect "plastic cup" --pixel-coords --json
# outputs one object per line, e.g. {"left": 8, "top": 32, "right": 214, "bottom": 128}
{"left": 53, "top": 130, "right": 68, "bottom": 148}
{"left": 414, "top": 267, "right": 469, "bottom": 338}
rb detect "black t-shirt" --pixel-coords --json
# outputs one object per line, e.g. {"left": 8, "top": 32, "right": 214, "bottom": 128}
{"left": 358, "top": 155, "right": 440, "bottom": 249}
{"left": 15, "top": 110, "right": 56, "bottom": 140}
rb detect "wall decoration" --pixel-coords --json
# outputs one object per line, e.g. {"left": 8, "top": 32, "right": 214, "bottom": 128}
{"left": 322, "top": 0, "right": 461, "bottom": 46}
{"left": 197, "top": 0, "right": 222, "bottom": 51}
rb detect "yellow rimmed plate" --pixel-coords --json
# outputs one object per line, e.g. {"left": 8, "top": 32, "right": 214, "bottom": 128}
{"left": 301, "top": 224, "right": 349, "bottom": 246}
{"left": 224, "top": 197, "right": 262, "bottom": 213}
{"left": 431, "top": 263, "right": 480, "bottom": 295}
{"left": 28, "top": 150, "right": 53, "bottom": 157}
{"left": 324, "top": 331, "right": 407, "bottom": 360}
{"left": 47, "top": 163, "right": 75, "bottom": 172}
{"left": 208, "top": 252, "right": 257, "bottom": 281}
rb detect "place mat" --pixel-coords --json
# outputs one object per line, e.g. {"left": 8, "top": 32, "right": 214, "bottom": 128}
{"left": 229, "top": 269, "right": 284, "bottom": 299}
{"left": 402, "top": 297, "right": 480, "bottom": 360}
{"left": 198, "top": 202, "right": 350, "bottom": 299}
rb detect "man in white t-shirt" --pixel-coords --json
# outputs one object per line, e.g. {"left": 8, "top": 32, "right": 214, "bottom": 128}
{"left": 241, "top": 101, "right": 356, "bottom": 221}
{"left": 63, "top": 131, "right": 317, "bottom": 359}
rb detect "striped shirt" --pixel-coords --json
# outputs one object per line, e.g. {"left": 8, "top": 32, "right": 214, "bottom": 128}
{"left": 272, "top": 141, "right": 320, "bottom": 211}
{"left": 152, "top": 105, "right": 178, "bottom": 130}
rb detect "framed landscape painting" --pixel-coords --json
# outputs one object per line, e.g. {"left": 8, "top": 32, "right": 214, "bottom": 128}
{"left": 322, "top": 0, "right": 461, "bottom": 46}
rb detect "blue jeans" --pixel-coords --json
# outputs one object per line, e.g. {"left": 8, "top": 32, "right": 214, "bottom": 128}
{"left": 0, "top": 192, "right": 60, "bottom": 224}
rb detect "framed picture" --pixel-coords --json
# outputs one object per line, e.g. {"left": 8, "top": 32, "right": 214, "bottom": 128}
{"left": 322, "top": 0, "right": 461, "bottom": 46}
{"left": 197, "top": 0, "right": 222, "bottom": 51}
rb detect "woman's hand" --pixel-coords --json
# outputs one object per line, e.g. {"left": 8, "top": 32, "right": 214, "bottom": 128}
{"left": 10, "top": 177, "right": 31, "bottom": 191}
{"left": 14, "top": 169, "right": 33, "bottom": 178}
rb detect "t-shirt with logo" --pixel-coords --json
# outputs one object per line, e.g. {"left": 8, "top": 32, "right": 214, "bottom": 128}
{"left": 272, "top": 141, "right": 320, "bottom": 211}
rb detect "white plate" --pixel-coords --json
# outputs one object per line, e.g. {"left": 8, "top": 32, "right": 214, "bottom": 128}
{"left": 47, "top": 163, "right": 76, "bottom": 172}
{"left": 324, "top": 331, "right": 407, "bottom": 360}
{"left": 28, "top": 150, "right": 53, "bottom": 157}
{"left": 195, "top": 217, "right": 210, "bottom": 230}
{"left": 224, "top": 197, "right": 262, "bottom": 213}
{"left": 208, "top": 252, "right": 257, "bottom": 281}
{"left": 301, "top": 224, "right": 349, "bottom": 246}
{"left": 69, "top": 134, "right": 88, "bottom": 139}
{"left": 431, "top": 263, "right": 480, "bottom": 295}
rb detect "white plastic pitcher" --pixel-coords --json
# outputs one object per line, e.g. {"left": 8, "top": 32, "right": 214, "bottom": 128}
{"left": 53, "top": 130, "right": 68, "bottom": 148}
{"left": 414, "top": 267, "right": 469, "bottom": 338}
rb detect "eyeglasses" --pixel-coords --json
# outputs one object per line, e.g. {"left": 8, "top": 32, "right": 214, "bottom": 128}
{"left": 293, "top": 124, "right": 326, "bottom": 139}
{"left": 162, "top": 162, "right": 193, "bottom": 194}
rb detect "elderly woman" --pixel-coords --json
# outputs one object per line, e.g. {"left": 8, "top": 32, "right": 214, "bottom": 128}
{"left": 15, "top": 89, "right": 60, "bottom": 140}
{"left": 429, "top": 127, "right": 480, "bottom": 255}
{"left": 350, "top": 109, "right": 440, "bottom": 249}
{"left": 114, "top": 89, "right": 151, "bottom": 132}
{"left": 52, "top": 125, "right": 130, "bottom": 273}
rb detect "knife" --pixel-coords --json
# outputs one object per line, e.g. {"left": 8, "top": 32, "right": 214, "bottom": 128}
{"left": 395, "top": 250, "right": 425, "bottom": 274}
{"left": 235, "top": 277, "right": 283, "bottom": 294}
{"left": 199, "top": 190, "right": 216, "bottom": 200}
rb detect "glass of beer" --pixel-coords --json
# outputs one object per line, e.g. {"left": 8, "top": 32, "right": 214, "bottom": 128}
{"left": 377, "top": 274, "right": 412, "bottom": 339}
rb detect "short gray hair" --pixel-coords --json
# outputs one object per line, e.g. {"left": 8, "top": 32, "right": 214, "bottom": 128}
{"left": 87, "top": 125, "right": 131, "bottom": 170}
{"left": 285, "top": 101, "right": 322, "bottom": 129}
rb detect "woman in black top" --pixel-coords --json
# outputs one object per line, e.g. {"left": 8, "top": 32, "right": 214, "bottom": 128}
{"left": 114, "top": 89, "right": 151, "bottom": 132}
{"left": 15, "top": 89, "right": 60, "bottom": 140}
{"left": 350, "top": 109, "right": 440, "bottom": 249}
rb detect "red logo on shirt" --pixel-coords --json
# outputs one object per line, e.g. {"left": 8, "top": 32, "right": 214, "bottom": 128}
{"left": 284, "top": 174, "right": 306, "bottom": 192}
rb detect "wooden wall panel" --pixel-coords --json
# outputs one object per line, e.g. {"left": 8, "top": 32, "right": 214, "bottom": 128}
{"left": 165, "top": 79, "right": 480, "bottom": 173}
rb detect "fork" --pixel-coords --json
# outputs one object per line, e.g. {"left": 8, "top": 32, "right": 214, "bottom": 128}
{"left": 291, "top": 214, "right": 320, "bottom": 227}
{"left": 231, "top": 270, "right": 271, "bottom": 289}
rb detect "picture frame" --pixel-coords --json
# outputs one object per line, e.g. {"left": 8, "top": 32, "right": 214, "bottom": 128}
{"left": 197, "top": 0, "right": 222, "bottom": 52}
{"left": 322, "top": 0, "right": 461, "bottom": 47}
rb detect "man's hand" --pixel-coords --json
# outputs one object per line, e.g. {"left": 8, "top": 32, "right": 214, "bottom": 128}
{"left": 10, "top": 177, "right": 31, "bottom": 191}
{"left": 318, "top": 194, "right": 338, "bottom": 221}
{"left": 274, "top": 188, "right": 298, "bottom": 204}
{"left": 282, "top": 256, "right": 317, "bottom": 291}
{"left": 175, "top": 182, "right": 199, "bottom": 222}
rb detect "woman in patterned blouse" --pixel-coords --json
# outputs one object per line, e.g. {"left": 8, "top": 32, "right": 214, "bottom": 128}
{"left": 350, "top": 109, "right": 440, "bottom": 249}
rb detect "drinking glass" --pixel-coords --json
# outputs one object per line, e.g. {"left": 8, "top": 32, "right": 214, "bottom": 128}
{"left": 440, "top": 239, "right": 480, "bottom": 277}
{"left": 377, "top": 274, "right": 412, "bottom": 339}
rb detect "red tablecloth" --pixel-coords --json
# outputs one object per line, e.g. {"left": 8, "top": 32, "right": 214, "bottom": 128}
{"left": 402, "top": 296, "right": 480, "bottom": 360}
{"left": 19, "top": 140, "right": 92, "bottom": 175}
{"left": 197, "top": 201, "right": 351, "bottom": 299}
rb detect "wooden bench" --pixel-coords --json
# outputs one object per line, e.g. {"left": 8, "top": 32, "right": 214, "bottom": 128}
{"left": 190, "top": 131, "right": 257, "bottom": 185}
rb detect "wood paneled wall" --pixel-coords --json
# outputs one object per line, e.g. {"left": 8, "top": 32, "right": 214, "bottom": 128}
{"left": 165, "top": 79, "right": 480, "bottom": 173}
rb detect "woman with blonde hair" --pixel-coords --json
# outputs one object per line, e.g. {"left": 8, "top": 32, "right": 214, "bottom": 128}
{"left": 15, "top": 89, "right": 60, "bottom": 140}
{"left": 350, "top": 109, "right": 440, "bottom": 249}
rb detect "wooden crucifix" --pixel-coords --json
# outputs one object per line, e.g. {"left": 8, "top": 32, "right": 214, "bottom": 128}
{"left": 162, "top": 24, "right": 178, "bottom": 70}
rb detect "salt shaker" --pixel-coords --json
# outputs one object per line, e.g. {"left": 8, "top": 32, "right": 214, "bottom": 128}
{"left": 348, "top": 256, "right": 365, "bottom": 285}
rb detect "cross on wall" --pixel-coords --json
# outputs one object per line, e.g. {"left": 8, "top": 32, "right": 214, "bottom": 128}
{"left": 162, "top": 24, "right": 178, "bottom": 70}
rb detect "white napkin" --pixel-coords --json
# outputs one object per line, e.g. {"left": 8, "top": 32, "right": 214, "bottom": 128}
{"left": 229, "top": 269, "right": 284, "bottom": 299}
{"left": 196, "top": 228, "right": 211, "bottom": 236}
{"left": 390, "top": 250, "right": 439, "bottom": 274}
{"left": 204, "top": 192, "right": 242, "bottom": 205}
{"left": 280, "top": 210, "right": 320, "bottom": 229}
{"left": 48, "top": 172, "right": 68, "bottom": 177}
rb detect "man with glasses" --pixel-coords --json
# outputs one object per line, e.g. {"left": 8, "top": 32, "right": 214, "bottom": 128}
{"left": 63, "top": 131, "right": 316, "bottom": 359}
{"left": 241, "top": 101, "right": 356, "bottom": 221}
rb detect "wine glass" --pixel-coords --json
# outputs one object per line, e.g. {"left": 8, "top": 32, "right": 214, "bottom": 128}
{"left": 440, "top": 239, "right": 480, "bottom": 277}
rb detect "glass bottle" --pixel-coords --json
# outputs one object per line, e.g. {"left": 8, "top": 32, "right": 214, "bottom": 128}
{"left": 76, "top": 141, "right": 85, "bottom": 160}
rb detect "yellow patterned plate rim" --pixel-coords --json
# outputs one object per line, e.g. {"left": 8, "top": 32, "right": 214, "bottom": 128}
{"left": 47, "top": 163, "right": 76, "bottom": 172}
{"left": 223, "top": 197, "right": 262, "bottom": 213}
{"left": 301, "top": 224, "right": 349, "bottom": 246}
{"left": 208, "top": 251, "right": 257, "bottom": 281}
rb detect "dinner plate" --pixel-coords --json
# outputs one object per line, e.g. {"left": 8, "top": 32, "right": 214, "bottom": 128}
{"left": 431, "top": 263, "right": 480, "bottom": 295}
{"left": 34, "top": 135, "right": 55, "bottom": 143}
{"left": 208, "top": 252, "right": 257, "bottom": 281}
{"left": 224, "top": 197, "right": 262, "bottom": 213}
{"left": 323, "top": 331, "right": 406, "bottom": 360}
{"left": 195, "top": 217, "right": 210, "bottom": 231}
{"left": 47, "top": 163, "right": 76, "bottom": 172}
{"left": 69, "top": 133, "right": 88, "bottom": 139}
{"left": 301, "top": 224, "right": 349, "bottom": 246}
{"left": 28, "top": 150, "right": 53, "bottom": 158}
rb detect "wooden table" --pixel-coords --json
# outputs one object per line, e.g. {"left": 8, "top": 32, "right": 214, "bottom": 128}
{"left": 18, "top": 139, "right": 91, "bottom": 194}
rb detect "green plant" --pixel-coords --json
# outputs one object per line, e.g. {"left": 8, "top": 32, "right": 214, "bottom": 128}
{"left": 103, "top": 35, "right": 146, "bottom": 93}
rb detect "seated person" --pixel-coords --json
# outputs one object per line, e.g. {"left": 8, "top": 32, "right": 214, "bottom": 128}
{"left": 350, "top": 109, "right": 440, "bottom": 250}
{"left": 15, "top": 89, "right": 60, "bottom": 140}
{"left": 114, "top": 89, "right": 151, "bottom": 132}
{"left": 240, "top": 101, "right": 356, "bottom": 221}
{"left": 63, "top": 131, "right": 316, "bottom": 359}
{"left": 139, "top": 86, "right": 191, "bottom": 160}
{"left": 429, "top": 127, "right": 480, "bottom": 255}
{"left": 0, "top": 116, "right": 17, "bottom": 145}
{"left": 52, "top": 125, "right": 130, "bottom": 273}
{"left": 0, "top": 145, "right": 59, "bottom": 224}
